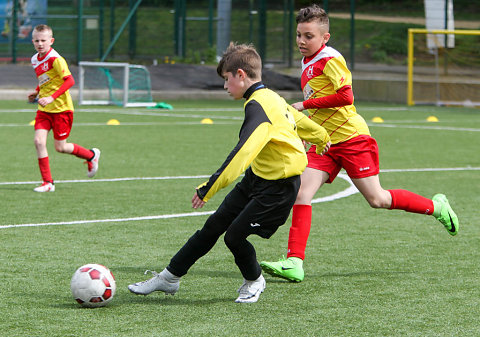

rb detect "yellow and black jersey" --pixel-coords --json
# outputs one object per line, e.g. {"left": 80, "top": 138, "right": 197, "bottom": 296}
{"left": 197, "top": 83, "right": 330, "bottom": 202}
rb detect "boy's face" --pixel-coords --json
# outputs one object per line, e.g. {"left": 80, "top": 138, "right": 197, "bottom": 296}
{"left": 296, "top": 21, "right": 330, "bottom": 57}
{"left": 222, "top": 71, "right": 247, "bottom": 100}
{"left": 32, "top": 30, "right": 54, "bottom": 57}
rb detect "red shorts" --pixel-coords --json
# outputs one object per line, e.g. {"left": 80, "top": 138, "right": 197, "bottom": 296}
{"left": 307, "top": 135, "right": 380, "bottom": 183}
{"left": 34, "top": 110, "right": 73, "bottom": 140}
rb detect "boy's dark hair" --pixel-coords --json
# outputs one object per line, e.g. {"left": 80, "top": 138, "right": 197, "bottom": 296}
{"left": 33, "top": 24, "right": 53, "bottom": 36}
{"left": 296, "top": 4, "right": 329, "bottom": 28}
{"left": 216, "top": 42, "right": 262, "bottom": 79}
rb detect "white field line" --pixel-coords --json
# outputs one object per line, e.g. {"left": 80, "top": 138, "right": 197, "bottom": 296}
{"left": 2, "top": 167, "right": 479, "bottom": 229}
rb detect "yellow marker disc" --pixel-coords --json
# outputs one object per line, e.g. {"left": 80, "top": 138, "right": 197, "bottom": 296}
{"left": 201, "top": 118, "right": 213, "bottom": 124}
{"left": 372, "top": 117, "right": 384, "bottom": 123}
{"left": 107, "top": 119, "right": 120, "bottom": 125}
{"left": 426, "top": 116, "right": 439, "bottom": 122}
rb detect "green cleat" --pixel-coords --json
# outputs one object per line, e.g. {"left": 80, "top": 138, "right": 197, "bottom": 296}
{"left": 432, "top": 194, "right": 459, "bottom": 236}
{"left": 260, "top": 257, "right": 304, "bottom": 282}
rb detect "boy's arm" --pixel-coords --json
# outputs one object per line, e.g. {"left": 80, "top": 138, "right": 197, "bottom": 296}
{"left": 37, "top": 75, "right": 74, "bottom": 107}
{"left": 302, "top": 85, "right": 353, "bottom": 109}
{"left": 288, "top": 105, "right": 331, "bottom": 154}
{"left": 196, "top": 100, "right": 271, "bottom": 203}
{"left": 28, "top": 86, "right": 39, "bottom": 103}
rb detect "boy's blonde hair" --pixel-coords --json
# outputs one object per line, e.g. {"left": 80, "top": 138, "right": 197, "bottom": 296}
{"left": 33, "top": 24, "right": 53, "bottom": 37}
{"left": 296, "top": 4, "right": 329, "bottom": 29}
{"left": 216, "top": 42, "right": 262, "bottom": 80}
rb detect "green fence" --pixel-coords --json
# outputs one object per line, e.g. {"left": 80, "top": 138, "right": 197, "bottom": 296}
{"left": 0, "top": 0, "right": 296, "bottom": 66}
{"left": 1, "top": 0, "right": 478, "bottom": 68}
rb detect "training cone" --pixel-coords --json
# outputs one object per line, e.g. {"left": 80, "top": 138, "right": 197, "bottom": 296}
{"left": 29, "top": 120, "right": 35, "bottom": 126}
{"left": 201, "top": 118, "right": 213, "bottom": 124}
{"left": 426, "top": 116, "right": 439, "bottom": 122}
{"left": 372, "top": 117, "right": 384, "bottom": 123}
{"left": 107, "top": 119, "right": 120, "bottom": 125}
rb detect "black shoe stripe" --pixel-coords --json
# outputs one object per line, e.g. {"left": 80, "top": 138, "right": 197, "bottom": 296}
{"left": 448, "top": 213, "right": 456, "bottom": 233}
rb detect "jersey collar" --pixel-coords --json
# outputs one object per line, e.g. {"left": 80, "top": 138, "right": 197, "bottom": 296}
{"left": 243, "top": 82, "right": 266, "bottom": 100}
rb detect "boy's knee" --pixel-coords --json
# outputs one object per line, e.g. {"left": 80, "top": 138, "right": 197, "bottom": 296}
{"left": 366, "top": 196, "right": 389, "bottom": 209}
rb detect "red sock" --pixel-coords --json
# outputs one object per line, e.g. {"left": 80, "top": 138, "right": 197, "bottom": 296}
{"left": 72, "top": 144, "right": 93, "bottom": 160}
{"left": 287, "top": 204, "right": 312, "bottom": 260}
{"left": 38, "top": 157, "right": 53, "bottom": 183}
{"left": 388, "top": 189, "right": 434, "bottom": 215}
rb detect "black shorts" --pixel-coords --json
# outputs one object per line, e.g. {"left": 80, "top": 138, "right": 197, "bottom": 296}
{"left": 215, "top": 168, "right": 301, "bottom": 239}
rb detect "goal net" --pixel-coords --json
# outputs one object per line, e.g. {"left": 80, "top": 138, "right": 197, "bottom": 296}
{"left": 78, "top": 61, "right": 156, "bottom": 107}
{"left": 407, "top": 28, "right": 480, "bottom": 107}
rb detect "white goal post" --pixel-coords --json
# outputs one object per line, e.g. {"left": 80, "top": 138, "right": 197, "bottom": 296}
{"left": 78, "top": 61, "right": 156, "bottom": 107}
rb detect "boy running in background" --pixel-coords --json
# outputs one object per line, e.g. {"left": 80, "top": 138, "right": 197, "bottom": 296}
{"left": 260, "top": 4, "right": 458, "bottom": 283}
{"left": 128, "top": 42, "right": 330, "bottom": 303}
{"left": 29, "top": 24, "right": 100, "bottom": 192}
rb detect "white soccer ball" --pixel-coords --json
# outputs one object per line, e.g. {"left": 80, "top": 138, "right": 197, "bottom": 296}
{"left": 70, "top": 263, "right": 116, "bottom": 308}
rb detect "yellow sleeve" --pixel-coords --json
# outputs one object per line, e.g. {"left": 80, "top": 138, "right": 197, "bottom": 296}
{"left": 288, "top": 105, "right": 330, "bottom": 153}
{"left": 52, "top": 57, "right": 72, "bottom": 79}
{"left": 196, "top": 101, "right": 272, "bottom": 202}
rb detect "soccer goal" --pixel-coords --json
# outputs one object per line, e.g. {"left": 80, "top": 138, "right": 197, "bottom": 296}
{"left": 407, "top": 28, "right": 480, "bottom": 107}
{"left": 78, "top": 61, "right": 156, "bottom": 107}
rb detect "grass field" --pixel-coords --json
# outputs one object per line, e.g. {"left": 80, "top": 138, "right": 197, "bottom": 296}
{"left": 1, "top": 99, "right": 479, "bottom": 336}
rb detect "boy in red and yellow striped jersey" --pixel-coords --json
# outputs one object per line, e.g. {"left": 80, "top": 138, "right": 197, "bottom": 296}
{"left": 29, "top": 25, "right": 100, "bottom": 192}
{"left": 260, "top": 4, "right": 459, "bottom": 282}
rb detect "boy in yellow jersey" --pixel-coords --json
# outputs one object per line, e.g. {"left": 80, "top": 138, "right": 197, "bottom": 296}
{"left": 260, "top": 4, "right": 459, "bottom": 282}
{"left": 128, "top": 42, "right": 330, "bottom": 303}
{"left": 29, "top": 24, "right": 100, "bottom": 192}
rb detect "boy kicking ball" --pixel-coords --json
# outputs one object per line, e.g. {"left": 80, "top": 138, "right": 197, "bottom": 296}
{"left": 29, "top": 24, "right": 100, "bottom": 192}
{"left": 128, "top": 42, "right": 331, "bottom": 303}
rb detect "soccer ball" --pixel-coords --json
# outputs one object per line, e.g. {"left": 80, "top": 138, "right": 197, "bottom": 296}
{"left": 70, "top": 264, "right": 116, "bottom": 308}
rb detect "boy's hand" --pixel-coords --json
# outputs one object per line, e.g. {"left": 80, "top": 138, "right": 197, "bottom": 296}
{"left": 192, "top": 192, "right": 206, "bottom": 209}
{"left": 291, "top": 101, "right": 305, "bottom": 111}
{"left": 315, "top": 141, "right": 331, "bottom": 156}
{"left": 28, "top": 92, "right": 38, "bottom": 103}
{"left": 38, "top": 96, "right": 54, "bottom": 107}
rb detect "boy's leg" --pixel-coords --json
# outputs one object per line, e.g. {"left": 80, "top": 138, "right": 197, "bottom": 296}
{"left": 52, "top": 112, "right": 100, "bottom": 177}
{"left": 168, "top": 183, "right": 250, "bottom": 277}
{"left": 128, "top": 181, "right": 249, "bottom": 297}
{"left": 260, "top": 168, "right": 329, "bottom": 282}
{"left": 226, "top": 175, "right": 300, "bottom": 302}
{"left": 227, "top": 174, "right": 300, "bottom": 281}
{"left": 33, "top": 129, "right": 54, "bottom": 192}
{"left": 353, "top": 176, "right": 458, "bottom": 235}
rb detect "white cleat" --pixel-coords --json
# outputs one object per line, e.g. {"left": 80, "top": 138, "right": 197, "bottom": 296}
{"left": 128, "top": 270, "right": 180, "bottom": 296}
{"left": 87, "top": 148, "right": 101, "bottom": 178}
{"left": 235, "top": 274, "right": 266, "bottom": 303}
{"left": 33, "top": 182, "right": 55, "bottom": 192}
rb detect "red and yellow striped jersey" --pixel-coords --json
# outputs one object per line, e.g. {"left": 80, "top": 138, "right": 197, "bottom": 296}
{"left": 301, "top": 45, "right": 370, "bottom": 144}
{"left": 31, "top": 48, "right": 74, "bottom": 113}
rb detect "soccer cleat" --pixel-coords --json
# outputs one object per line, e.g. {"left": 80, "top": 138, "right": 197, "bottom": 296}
{"left": 260, "top": 256, "right": 304, "bottom": 282}
{"left": 86, "top": 148, "right": 101, "bottom": 178}
{"left": 235, "top": 274, "right": 266, "bottom": 303}
{"left": 33, "top": 182, "right": 55, "bottom": 192}
{"left": 128, "top": 270, "right": 179, "bottom": 296}
{"left": 433, "top": 194, "right": 459, "bottom": 236}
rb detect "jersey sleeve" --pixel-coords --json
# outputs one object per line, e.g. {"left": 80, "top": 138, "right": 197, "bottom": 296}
{"left": 196, "top": 100, "right": 272, "bottom": 202}
{"left": 288, "top": 105, "right": 330, "bottom": 151}
{"left": 52, "top": 56, "right": 72, "bottom": 79}
{"left": 322, "top": 57, "right": 352, "bottom": 91}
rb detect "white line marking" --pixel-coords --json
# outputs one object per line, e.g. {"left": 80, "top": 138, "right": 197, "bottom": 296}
{"left": 0, "top": 211, "right": 215, "bottom": 229}
{"left": 2, "top": 167, "right": 478, "bottom": 229}
{"left": 368, "top": 123, "right": 480, "bottom": 132}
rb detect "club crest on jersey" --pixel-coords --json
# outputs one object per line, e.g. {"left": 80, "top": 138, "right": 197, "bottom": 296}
{"left": 42, "top": 62, "right": 49, "bottom": 71}
{"left": 306, "top": 65, "right": 314, "bottom": 79}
